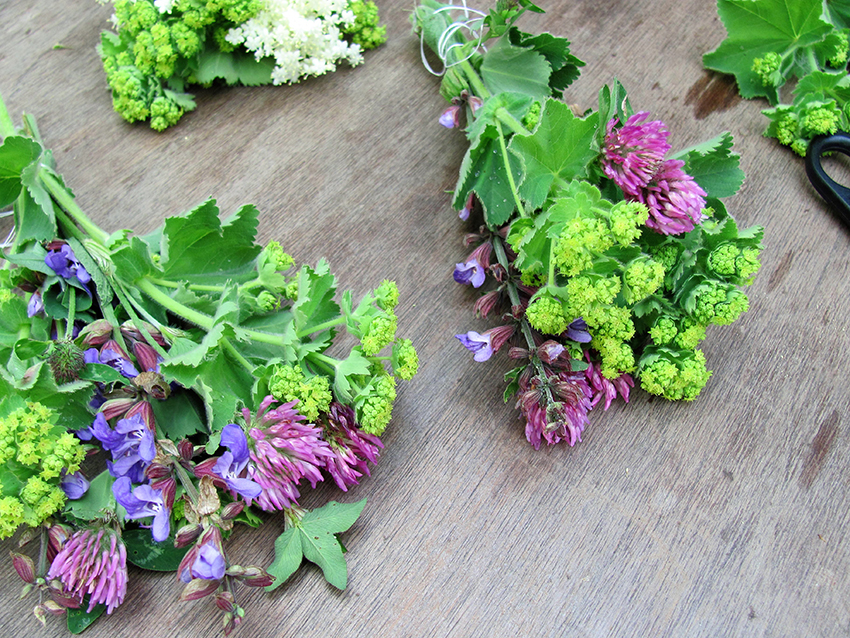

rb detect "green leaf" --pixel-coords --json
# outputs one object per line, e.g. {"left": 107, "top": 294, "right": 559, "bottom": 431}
{"left": 123, "top": 528, "right": 190, "bottom": 571}
{"left": 509, "top": 99, "right": 598, "bottom": 209}
{"left": 452, "top": 136, "right": 524, "bottom": 227}
{"left": 480, "top": 35, "right": 552, "bottom": 100}
{"left": 291, "top": 260, "right": 339, "bottom": 335}
{"left": 15, "top": 361, "right": 95, "bottom": 431}
{"left": 672, "top": 132, "right": 745, "bottom": 199}
{"left": 150, "top": 386, "right": 206, "bottom": 440}
{"left": 703, "top": 0, "right": 834, "bottom": 104}
{"left": 194, "top": 50, "right": 239, "bottom": 85}
{"left": 110, "top": 235, "right": 159, "bottom": 284}
{"left": 159, "top": 200, "right": 261, "bottom": 286}
{"left": 266, "top": 527, "right": 304, "bottom": 590}
{"left": 64, "top": 471, "right": 116, "bottom": 522}
{"left": 0, "top": 135, "right": 41, "bottom": 208}
{"left": 67, "top": 601, "right": 106, "bottom": 634}
{"left": 232, "top": 52, "right": 275, "bottom": 86}
{"left": 266, "top": 499, "right": 367, "bottom": 591}
{"left": 466, "top": 92, "right": 535, "bottom": 149}
{"left": 333, "top": 348, "right": 371, "bottom": 402}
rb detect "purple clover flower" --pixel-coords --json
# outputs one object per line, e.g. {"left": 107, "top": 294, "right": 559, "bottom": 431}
{"left": 633, "top": 158, "right": 708, "bottom": 235}
{"left": 212, "top": 424, "right": 263, "bottom": 500}
{"left": 453, "top": 257, "right": 486, "bottom": 288}
{"left": 322, "top": 402, "right": 383, "bottom": 491}
{"left": 455, "top": 330, "right": 493, "bottom": 362}
{"left": 601, "top": 111, "right": 671, "bottom": 196}
{"left": 45, "top": 243, "right": 92, "bottom": 288}
{"left": 113, "top": 476, "right": 171, "bottom": 542}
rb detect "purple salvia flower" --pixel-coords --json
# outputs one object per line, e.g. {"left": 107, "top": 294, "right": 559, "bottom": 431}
{"left": 453, "top": 257, "right": 486, "bottom": 287}
{"left": 439, "top": 104, "right": 461, "bottom": 128}
{"left": 44, "top": 243, "right": 92, "bottom": 287}
{"left": 101, "top": 411, "right": 156, "bottom": 483}
{"left": 211, "top": 424, "right": 262, "bottom": 500}
{"left": 46, "top": 527, "right": 128, "bottom": 614}
{"left": 191, "top": 544, "right": 226, "bottom": 581}
{"left": 632, "top": 158, "right": 708, "bottom": 235}
{"left": 59, "top": 470, "right": 90, "bottom": 500}
{"left": 243, "top": 397, "right": 333, "bottom": 512}
{"left": 565, "top": 318, "right": 592, "bottom": 343}
{"left": 456, "top": 330, "right": 494, "bottom": 362}
{"left": 85, "top": 339, "right": 139, "bottom": 378}
{"left": 113, "top": 476, "right": 171, "bottom": 542}
{"left": 27, "top": 290, "right": 44, "bottom": 318}
{"left": 322, "top": 402, "right": 383, "bottom": 491}
{"left": 601, "top": 111, "right": 671, "bottom": 196}
{"left": 459, "top": 192, "right": 475, "bottom": 221}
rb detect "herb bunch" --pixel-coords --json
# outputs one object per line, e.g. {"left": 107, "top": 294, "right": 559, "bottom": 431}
{"left": 0, "top": 93, "right": 417, "bottom": 634}
{"left": 97, "top": 0, "right": 388, "bottom": 130}
{"left": 704, "top": 0, "right": 850, "bottom": 156}
{"left": 413, "top": 0, "right": 764, "bottom": 449}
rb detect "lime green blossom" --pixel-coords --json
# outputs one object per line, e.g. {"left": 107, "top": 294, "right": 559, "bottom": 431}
{"left": 149, "top": 96, "right": 183, "bottom": 131}
{"left": 828, "top": 36, "right": 849, "bottom": 67}
{"left": 639, "top": 348, "right": 711, "bottom": 401}
{"left": 526, "top": 295, "right": 568, "bottom": 335}
{"left": 594, "top": 336, "right": 636, "bottom": 378}
{"left": 268, "top": 365, "right": 332, "bottom": 422}
{"left": 608, "top": 201, "right": 648, "bottom": 246}
{"left": 790, "top": 138, "right": 808, "bottom": 157}
{"left": 356, "top": 374, "right": 397, "bottom": 435}
{"left": 392, "top": 339, "right": 419, "bottom": 381}
{"left": 690, "top": 281, "right": 749, "bottom": 326}
{"left": 553, "top": 216, "right": 614, "bottom": 276}
{"left": 751, "top": 52, "right": 781, "bottom": 86}
{"left": 523, "top": 101, "right": 542, "bottom": 130}
{"left": 257, "top": 290, "right": 279, "bottom": 312}
{"left": 361, "top": 312, "right": 397, "bottom": 355}
{"left": 650, "top": 315, "right": 677, "bottom": 345}
{"left": 342, "top": 0, "right": 387, "bottom": 50}
{"left": 708, "top": 243, "right": 761, "bottom": 281}
{"left": 801, "top": 104, "right": 840, "bottom": 137}
{"left": 262, "top": 241, "right": 295, "bottom": 271}
{"left": 0, "top": 403, "right": 85, "bottom": 538}
{"left": 375, "top": 280, "right": 399, "bottom": 311}
{"left": 674, "top": 318, "right": 707, "bottom": 350}
{"left": 623, "top": 256, "right": 665, "bottom": 303}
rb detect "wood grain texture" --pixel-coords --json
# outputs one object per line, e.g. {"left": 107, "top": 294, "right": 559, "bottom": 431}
{"left": 1, "top": 1, "right": 849, "bottom": 637}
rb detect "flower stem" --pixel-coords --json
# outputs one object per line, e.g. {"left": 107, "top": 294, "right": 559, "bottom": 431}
{"left": 136, "top": 279, "right": 215, "bottom": 331}
{"left": 495, "top": 120, "right": 526, "bottom": 218}
{"left": 39, "top": 170, "right": 110, "bottom": 245}
{"left": 172, "top": 460, "right": 200, "bottom": 505}
{"left": 221, "top": 338, "right": 254, "bottom": 374}
{"left": 296, "top": 316, "right": 345, "bottom": 339}
{"left": 459, "top": 59, "right": 490, "bottom": 100}
{"left": 0, "top": 92, "right": 16, "bottom": 139}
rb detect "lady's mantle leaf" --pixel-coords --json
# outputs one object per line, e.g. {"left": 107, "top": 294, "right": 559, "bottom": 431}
{"left": 159, "top": 200, "right": 261, "bottom": 285}
{"left": 0, "top": 136, "right": 41, "bottom": 207}
{"left": 509, "top": 99, "right": 598, "bottom": 209}
{"left": 703, "top": 0, "right": 833, "bottom": 104}
{"left": 266, "top": 499, "right": 367, "bottom": 591}
{"left": 671, "top": 132, "right": 745, "bottom": 199}
{"left": 480, "top": 34, "right": 552, "bottom": 100}
{"left": 64, "top": 471, "right": 116, "bottom": 522}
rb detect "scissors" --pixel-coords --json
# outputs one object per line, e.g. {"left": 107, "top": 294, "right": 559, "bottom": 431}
{"left": 805, "top": 131, "right": 850, "bottom": 228}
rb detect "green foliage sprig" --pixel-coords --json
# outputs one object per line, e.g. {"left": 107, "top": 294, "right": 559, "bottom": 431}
{"left": 704, "top": 0, "right": 850, "bottom": 155}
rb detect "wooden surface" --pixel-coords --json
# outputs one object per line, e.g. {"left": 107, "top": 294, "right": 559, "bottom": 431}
{"left": 2, "top": 1, "right": 849, "bottom": 636}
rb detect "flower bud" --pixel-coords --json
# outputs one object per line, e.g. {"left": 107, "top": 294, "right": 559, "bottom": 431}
{"left": 157, "top": 438, "right": 179, "bottom": 458}
{"left": 537, "top": 340, "right": 567, "bottom": 365}
{"left": 48, "top": 340, "right": 86, "bottom": 384}
{"left": 121, "top": 320, "right": 168, "bottom": 347}
{"left": 215, "top": 590, "right": 235, "bottom": 612}
{"left": 508, "top": 347, "right": 530, "bottom": 360}
{"left": 145, "top": 462, "right": 172, "bottom": 480}
{"left": 238, "top": 566, "right": 274, "bottom": 588}
{"left": 132, "top": 342, "right": 159, "bottom": 373}
{"left": 179, "top": 577, "right": 220, "bottom": 601}
{"left": 178, "top": 439, "right": 195, "bottom": 461}
{"left": 220, "top": 501, "right": 244, "bottom": 521}
{"left": 10, "top": 552, "right": 35, "bottom": 584}
{"left": 126, "top": 401, "right": 156, "bottom": 433}
{"left": 78, "top": 320, "right": 113, "bottom": 347}
{"left": 99, "top": 397, "right": 136, "bottom": 421}
{"left": 47, "top": 525, "right": 71, "bottom": 562}
{"left": 17, "top": 527, "right": 39, "bottom": 548}
{"left": 174, "top": 524, "right": 203, "bottom": 548}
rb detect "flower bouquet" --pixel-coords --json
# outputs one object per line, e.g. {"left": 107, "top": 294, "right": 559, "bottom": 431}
{"left": 704, "top": 0, "right": 850, "bottom": 156}
{"left": 97, "top": 0, "right": 388, "bottom": 130}
{"left": 0, "top": 92, "right": 417, "bottom": 633}
{"left": 413, "top": 0, "right": 764, "bottom": 448}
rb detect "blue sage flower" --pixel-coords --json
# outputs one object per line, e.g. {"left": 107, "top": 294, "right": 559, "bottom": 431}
{"left": 113, "top": 476, "right": 171, "bottom": 543}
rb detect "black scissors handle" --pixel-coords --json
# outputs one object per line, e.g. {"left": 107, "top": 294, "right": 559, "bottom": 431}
{"left": 805, "top": 131, "right": 850, "bottom": 228}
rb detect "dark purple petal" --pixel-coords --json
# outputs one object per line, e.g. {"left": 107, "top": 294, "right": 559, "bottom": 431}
{"left": 220, "top": 424, "right": 249, "bottom": 463}
{"left": 152, "top": 507, "right": 171, "bottom": 543}
{"left": 59, "top": 471, "right": 90, "bottom": 500}
{"left": 566, "top": 318, "right": 592, "bottom": 343}
{"left": 455, "top": 331, "right": 494, "bottom": 362}
{"left": 453, "top": 258, "right": 486, "bottom": 288}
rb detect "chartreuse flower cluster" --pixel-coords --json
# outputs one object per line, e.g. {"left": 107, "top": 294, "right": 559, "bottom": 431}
{"left": 0, "top": 91, "right": 416, "bottom": 634}
{"left": 414, "top": 0, "right": 763, "bottom": 448}
{"left": 97, "top": 0, "right": 387, "bottom": 130}
{"left": 704, "top": 0, "right": 850, "bottom": 156}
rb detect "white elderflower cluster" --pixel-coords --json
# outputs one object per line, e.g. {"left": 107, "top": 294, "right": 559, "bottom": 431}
{"left": 225, "top": 0, "right": 364, "bottom": 85}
